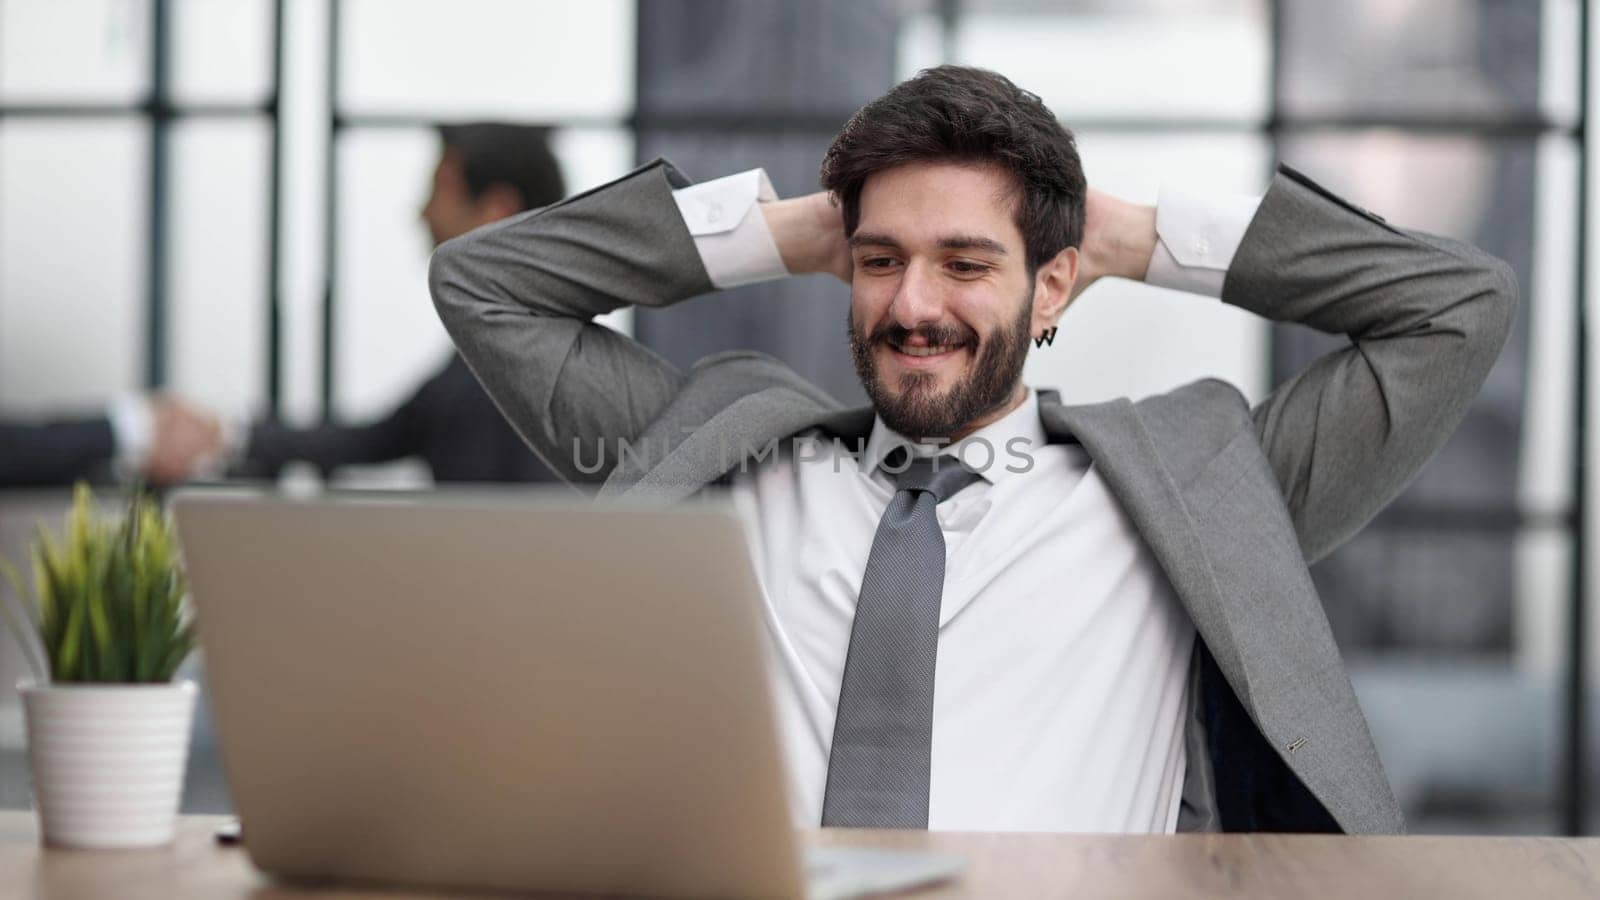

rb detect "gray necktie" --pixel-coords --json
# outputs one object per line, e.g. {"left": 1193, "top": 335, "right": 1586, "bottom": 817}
{"left": 821, "top": 449, "right": 984, "bottom": 828}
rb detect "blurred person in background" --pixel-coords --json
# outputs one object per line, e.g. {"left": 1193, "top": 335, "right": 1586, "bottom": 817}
{"left": 0, "top": 397, "right": 220, "bottom": 488}
{"left": 230, "top": 123, "right": 563, "bottom": 484}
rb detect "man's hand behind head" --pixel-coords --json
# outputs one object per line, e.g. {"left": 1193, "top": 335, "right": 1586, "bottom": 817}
{"left": 762, "top": 192, "right": 852, "bottom": 283}
{"left": 1070, "top": 187, "right": 1157, "bottom": 303}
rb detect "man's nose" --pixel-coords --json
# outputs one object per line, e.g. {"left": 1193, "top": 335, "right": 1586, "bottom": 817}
{"left": 887, "top": 261, "right": 944, "bottom": 329}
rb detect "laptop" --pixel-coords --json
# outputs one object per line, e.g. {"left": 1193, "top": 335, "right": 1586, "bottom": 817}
{"left": 173, "top": 488, "right": 962, "bottom": 899}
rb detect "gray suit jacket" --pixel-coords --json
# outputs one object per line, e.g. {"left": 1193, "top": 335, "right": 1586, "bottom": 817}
{"left": 428, "top": 159, "right": 1517, "bottom": 834}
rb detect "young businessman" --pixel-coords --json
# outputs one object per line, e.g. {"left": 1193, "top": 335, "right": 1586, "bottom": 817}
{"left": 428, "top": 67, "right": 1516, "bottom": 833}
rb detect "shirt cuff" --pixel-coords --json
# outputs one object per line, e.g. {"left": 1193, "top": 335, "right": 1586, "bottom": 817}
{"left": 1144, "top": 186, "right": 1263, "bottom": 298}
{"left": 108, "top": 394, "right": 152, "bottom": 477}
{"left": 671, "top": 168, "right": 788, "bottom": 289}
{"left": 221, "top": 415, "right": 249, "bottom": 460}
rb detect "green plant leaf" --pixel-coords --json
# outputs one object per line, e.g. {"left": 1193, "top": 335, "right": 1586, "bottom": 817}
{"left": 10, "top": 483, "right": 193, "bottom": 684}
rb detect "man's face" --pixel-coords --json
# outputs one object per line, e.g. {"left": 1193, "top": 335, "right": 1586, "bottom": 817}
{"left": 420, "top": 149, "right": 489, "bottom": 247}
{"left": 847, "top": 160, "right": 1065, "bottom": 440}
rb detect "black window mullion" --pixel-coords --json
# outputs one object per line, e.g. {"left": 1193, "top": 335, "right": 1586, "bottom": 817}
{"left": 321, "top": 0, "right": 341, "bottom": 423}
{"left": 266, "top": 0, "right": 286, "bottom": 416}
{"left": 1562, "top": 0, "right": 1592, "bottom": 837}
{"left": 145, "top": 0, "right": 172, "bottom": 390}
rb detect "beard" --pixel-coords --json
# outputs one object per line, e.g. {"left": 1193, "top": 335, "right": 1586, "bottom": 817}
{"left": 848, "top": 287, "right": 1034, "bottom": 440}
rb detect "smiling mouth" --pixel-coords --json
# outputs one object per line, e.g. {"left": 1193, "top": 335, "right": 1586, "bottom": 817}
{"left": 894, "top": 343, "right": 958, "bottom": 357}
{"left": 887, "top": 337, "right": 970, "bottom": 357}
{"left": 883, "top": 340, "right": 971, "bottom": 375}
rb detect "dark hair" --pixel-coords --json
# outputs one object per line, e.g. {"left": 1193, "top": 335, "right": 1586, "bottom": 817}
{"left": 820, "top": 65, "right": 1085, "bottom": 273}
{"left": 436, "top": 122, "right": 566, "bottom": 212}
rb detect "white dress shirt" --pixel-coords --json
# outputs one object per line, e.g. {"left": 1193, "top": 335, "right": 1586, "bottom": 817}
{"left": 108, "top": 395, "right": 153, "bottom": 475}
{"left": 671, "top": 169, "right": 1260, "bottom": 833}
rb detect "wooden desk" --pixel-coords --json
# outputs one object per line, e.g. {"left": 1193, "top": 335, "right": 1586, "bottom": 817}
{"left": 3, "top": 811, "right": 1600, "bottom": 899}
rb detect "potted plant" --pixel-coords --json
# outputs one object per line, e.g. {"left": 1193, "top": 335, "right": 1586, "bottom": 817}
{"left": 1, "top": 483, "right": 197, "bottom": 848}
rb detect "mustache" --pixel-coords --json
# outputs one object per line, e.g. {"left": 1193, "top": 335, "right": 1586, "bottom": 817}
{"left": 868, "top": 321, "right": 980, "bottom": 350}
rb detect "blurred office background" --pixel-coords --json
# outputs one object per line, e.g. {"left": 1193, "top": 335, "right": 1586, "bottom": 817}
{"left": 0, "top": 0, "right": 1594, "bottom": 834}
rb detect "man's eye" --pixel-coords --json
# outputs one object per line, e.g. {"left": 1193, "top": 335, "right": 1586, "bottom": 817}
{"left": 949, "top": 261, "right": 991, "bottom": 275}
{"left": 862, "top": 257, "right": 900, "bottom": 270}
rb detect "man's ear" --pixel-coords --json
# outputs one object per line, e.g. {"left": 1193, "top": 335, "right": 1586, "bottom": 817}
{"left": 475, "top": 183, "right": 525, "bottom": 225}
{"left": 1031, "top": 245, "right": 1080, "bottom": 333}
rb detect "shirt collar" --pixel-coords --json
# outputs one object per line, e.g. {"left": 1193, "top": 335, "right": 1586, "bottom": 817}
{"left": 858, "top": 388, "right": 1047, "bottom": 486}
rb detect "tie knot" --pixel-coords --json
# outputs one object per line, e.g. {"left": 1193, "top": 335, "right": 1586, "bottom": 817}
{"left": 882, "top": 447, "right": 984, "bottom": 503}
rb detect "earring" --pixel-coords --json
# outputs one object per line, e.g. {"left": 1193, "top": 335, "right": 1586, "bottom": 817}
{"left": 1033, "top": 327, "right": 1058, "bottom": 348}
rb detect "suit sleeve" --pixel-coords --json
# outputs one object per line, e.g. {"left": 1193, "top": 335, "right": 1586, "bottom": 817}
{"left": 1223, "top": 164, "right": 1518, "bottom": 564}
{"left": 427, "top": 159, "right": 714, "bottom": 484}
{"left": 0, "top": 418, "right": 117, "bottom": 488}
{"left": 238, "top": 384, "right": 426, "bottom": 478}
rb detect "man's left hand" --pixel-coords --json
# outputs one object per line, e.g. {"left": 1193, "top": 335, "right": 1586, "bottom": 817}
{"left": 1070, "top": 188, "right": 1157, "bottom": 302}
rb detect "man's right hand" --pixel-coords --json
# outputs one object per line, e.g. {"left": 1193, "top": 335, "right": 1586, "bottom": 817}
{"left": 145, "top": 397, "right": 223, "bottom": 485}
{"left": 761, "top": 192, "right": 852, "bottom": 283}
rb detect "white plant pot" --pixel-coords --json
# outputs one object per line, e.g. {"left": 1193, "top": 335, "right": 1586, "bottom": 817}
{"left": 20, "top": 680, "right": 197, "bottom": 849}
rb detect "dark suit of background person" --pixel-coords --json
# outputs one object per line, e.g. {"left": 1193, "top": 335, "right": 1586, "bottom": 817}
{"left": 231, "top": 124, "right": 562, "bottom": 484}
{"left": 0, "top": 419, "right": 123, "bottom": 488}
{"left": 241, "top": 354, "right": 551, "bottom": 482}
{"left": 0, "top": 398, "right": 221, "bottom": 488}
